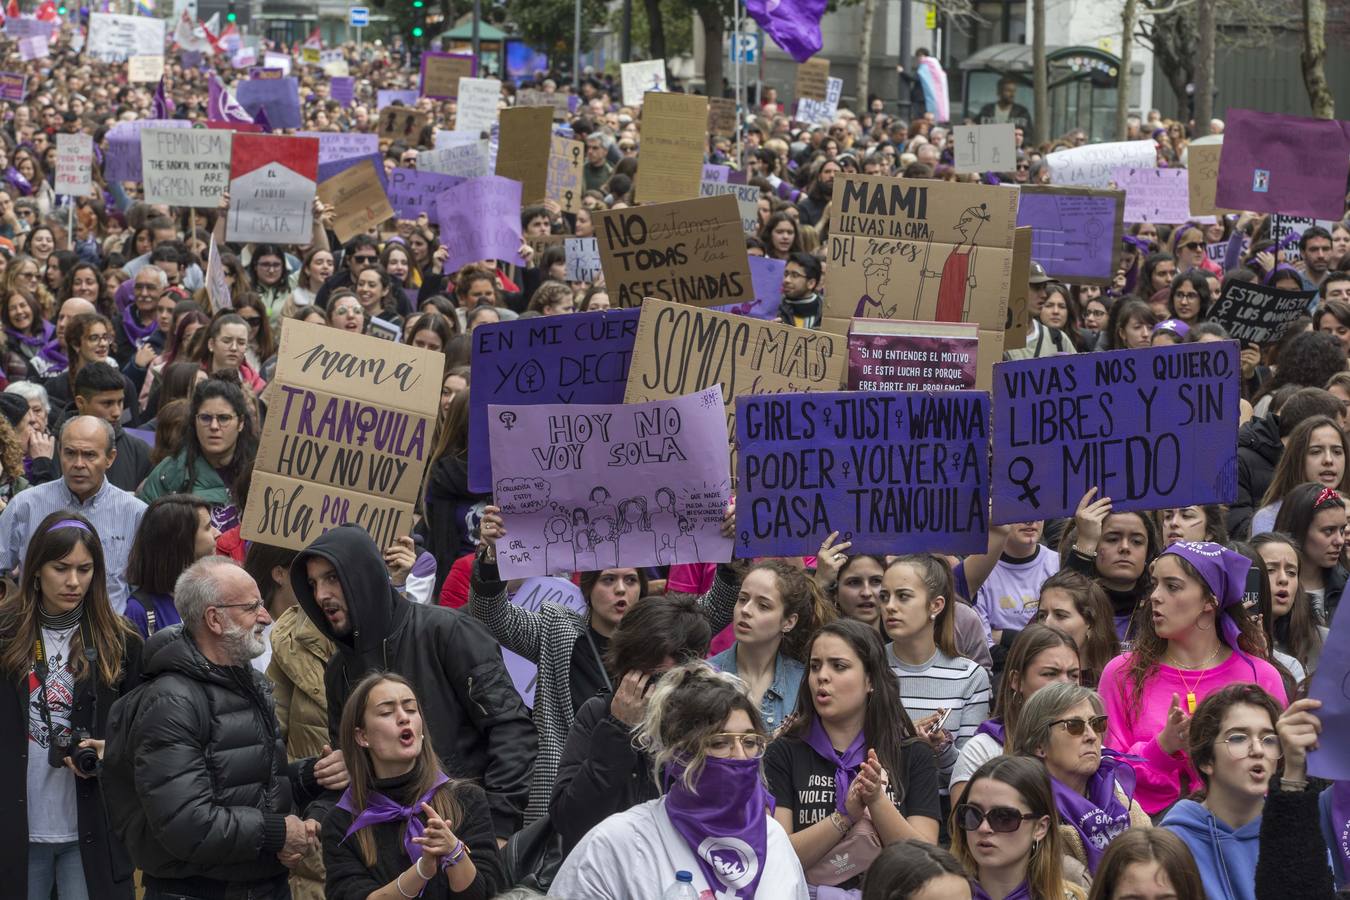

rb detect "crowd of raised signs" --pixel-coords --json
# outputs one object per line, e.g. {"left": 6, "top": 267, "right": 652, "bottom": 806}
{"left": 1, "top": 10, "right": 1350, "bottom": 900}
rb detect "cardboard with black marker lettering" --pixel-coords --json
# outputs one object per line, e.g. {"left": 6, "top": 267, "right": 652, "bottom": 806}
{"left": 495, "top": 105, "right": 554, "bottom": 204}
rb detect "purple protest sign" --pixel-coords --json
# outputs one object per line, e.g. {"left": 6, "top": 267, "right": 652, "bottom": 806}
{"left": 715, "top": 254, "right": 784, "bottom": 320}
{"left": 847, "top": 324, "right": 979, "bottom": 391}
{"left": 236, "top": 76, "right": 302, "bottom": 130}
{"left": 330, "top": 76, "right": 355, "bottom": 107}
{"left": 298, "top": 131, "right": 379, "bottom": 165}
{"left": 990, "top": 342, "right": 1240, "bottom": 524}
{"left": 104, "top": 119, "right": 191, "bottom": 183}
{"left": 0, "top": 72, "right": 27, "bottom": 102}
{"left": 487, "top": 387, "right": 734, "bottom": 580}
{"left": 736, "top": 390, "right": 990, "bottom": 557}
{"left": 1114, "top": 167, "right": 1193, "bottom": 224}
{"left": 1307, "top": 601, "right": 1350, "bottom": 780}
{"left": 469, "top": 308, "right": 639, "bottom": 492}
{"left": 1215, "top": 108, "right": 1350, "bottom": 219}
{"left": 1016, "top": 186, "right": 1124, "bottom": 283}
{"left": 436, "top": 175, "right": 526, "bottom": 272}
{"left": 377, "top": 89, "right": 419, "bottom": 110}
{"left": 6, "top": 17, "right": 51, "bottom": 38}
{"left": 387, "top": 166, "right": 463, "bottom": 220}
{"left": 499, "top": 576, "right": 587, "bottom": 707}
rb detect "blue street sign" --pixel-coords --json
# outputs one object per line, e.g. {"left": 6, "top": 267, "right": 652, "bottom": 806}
{"left": 349, "top": 6, "right": 369, "bottom": 27}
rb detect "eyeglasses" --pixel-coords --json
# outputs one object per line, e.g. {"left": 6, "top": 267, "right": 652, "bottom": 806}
{"left": 333, "top": 305, "right": 364, "bottom": 317}
{"left": 955, "top": 804, "right": 1038, "bottom": 833}
{"left": 702, "top": 732, "right": 769, "bottom": 758}
{"left": 86, "top": 333, "right": 112, "bottom": 345}
{"left": 256, "top": 260, "right": 283, "bottom": 269}
{"left": 353, "top": 255, "right": 378, "bottom": 264}
{"left": 211, "top": 600, "right": 263, "bottom": 615}
{"left": 240, "top": 315, "right": 262, "bottom": 328}
{"left": 1180, "top": 241, "right": 1205, "bottom": 252}
{"left": 1016, "top": 164, "right": 1030, "bottom": 170}
{"left": 1221, "top": 732, "right": 1283, "bottom": 759}
{"left": 197, "top": 413, "right": 238, "bottom": 427}
{"left": 1049, "top": 715, "right": 1108, "bottom": 737}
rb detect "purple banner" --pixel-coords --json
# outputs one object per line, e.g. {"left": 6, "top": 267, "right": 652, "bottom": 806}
{"left": 387, "top": 166, "right": 463, "bottom": 220}
{"left": 736, "top": 390, "right": 990, "bottom": 557}
{"left": 847, "top": 331, "right": 979, "bottom": 391}
{"left": 1308, "top": 599, "right": 1350, "bottom": 780}
{"left": 377, "top": 89, "right": 419, "bottom": 110}
{"left": 500, "top": 576, "right": 586, "bottom": 707}
{"left": 991, "top": 342, "right": 1240, "bottom": 524}
{"left": 715, "top": 254, "right": 784, "bottom": 320}
{"left": 103, "top": 118, "right": 191, "bottom": 183}
{"left": 330, "top": 76, "right": 355, "bottom": 107}
{"left": 1216, "top": 108, "right": 1350, "bottom": 219}
{"left": 0, "top": 72, "right": 26, "bottom": 102}
{"left": 469, "top": 308, "right": 640, "bottom": 492}
{"left": 236, "top": 76, "right": 302, "bottom": 130}
{"left": 1016, "top": 187, "right": 1122, "bottom": 282}
{"left": 487, "top": 387, "right": 734, "bottom": 579}
{"left": 5, "top": 17, "right": 51, "bottom": 38}
{"left": 436, "top": 175, "right": 525, "bottom": 272}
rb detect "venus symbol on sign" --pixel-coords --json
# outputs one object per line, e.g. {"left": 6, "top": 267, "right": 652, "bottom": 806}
{"left": 1008, "top": 457, "right": 1040, "bottom": 508}
{"left": 498, "top": 411, "right": 518, "bottom": 430}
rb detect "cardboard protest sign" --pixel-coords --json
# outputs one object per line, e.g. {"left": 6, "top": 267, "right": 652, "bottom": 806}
{"left": 848, "top": 320, "right": 980, "bottom": 392}
{"left": 517, "top": 88, "right": 572, "bottom": 119}
{"left": 316, "top": 159, "right": 394, "bottom": 243}
{"left": 621, "top": 59, "right": 666, "bottom": 106}
{"left": 796, "top": 77, "right": 842, "bottom": 126}
{"left": 737, "top": 390, "right": 989, "bottom": 557}
{"left": 205, "top": 236, "right": 231, "bottom": 313}
{"left": 953, "top": 124, "right": 1016, "bottom": 173}
{"left": 436, "top": 175, "right": 525, "bottom": 272}
{"left": 297, "top": 132, "right": 379, "bottom": 165}
{"left": 1015, "top": 186, "right": 1123, "bottom": 284}
{"left": 795, "top": 58, "right": 830, "bottom": 100}
{"left": 0, "top": 73, "right": 26, "bottom": 102}
{"left": 469, "top": 308, "right": 640, "bottom": 492}
{"left": 1115, "top": 167, "right": 1192, "bottom": 224}
{"left": 1307, "top": 602, "right": 1350, "bottom": 780}
{"left": 501, "top": 577, "right": 587, "bottom": 706}
{"left": 1186, "top": 143, "right": 1239, "bottom": 219}
{"left": 699, "top": 179, "right": 759, "bottom": 235}
{"left": 625, "top": 298, "right": 847, "bottom": 471}
{"left": 488, "top": 390, "right": 733, "bottom": 580}
{"left": 1046, "top": 140, "right": 1155, "bottom": 188}
{"left": 1206, "top": 280, "right": 1317, "bottom": 346}
{"left": 141, "top": 128, "right": 232, "bottom": 208}
{"left": 317, "top": 153, "right": 388, "bottom": 193}
{"left": 990, "top": 342, "right": 1240, "bottom": 524}
{"left": 1005, "top": 227, "right": 1034, "bottom": 348}
{"left": 593, "top": 194, "right": 754, "bottom": 309}
{"left": 564, "top": 237, "right": 601, "bottom": 282}
{"left": 823, "top": 176, "right": 1019, "bottom": 334}
{"left": 236, "top": 76, "right": 302, "bottom": 130}
{"left": 419, "top": 51, "right": 474, "bottom": 99}
{"left": 455, "top": 78, "right": 501, "bottom": 134}
{"left": 105, "top": 119, "right": 189, "bottom": 183}
{"left": 708, "top": 97, "right": 738, "bottom": 136}
{"left": 386, "top": 167, "right": 462, "bottom": 220}
{"left": 54, "top": 133, "right": 93, "bottom": 197}
{"left": 714, "top": 255, "right": 786, "bottom": 321}
{"left": 1216, "top": 108, "right": 1350, "bottom": 219}
{"left": 495, "top": 106, "right": 554, "bottom": 203}
{"left": 127, "top": 54, "right": 165, "bottom": 83}
{"left": 634, "top": 92, "right": 708, "bottom": 205}
{"left": 242, "top": 319, "right": 443, "bottom": 552}
{"left": 87, "top": 13, "right": 165, "bottom": 62}
{"left": 546, "top": 136, "right": 585, "bottom": 212}
{"left": 226, "top": 134, "right": 319, "bottom": 245}
{"left": 377, "top": 106, "right": 428, "bottom": 143}
{"left": 419, "top": 141, "right": 491, "bottom": 178}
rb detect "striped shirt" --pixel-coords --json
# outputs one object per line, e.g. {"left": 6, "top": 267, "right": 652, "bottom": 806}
{"left": 887, "top": 645, "right": 992, "bottom": 791}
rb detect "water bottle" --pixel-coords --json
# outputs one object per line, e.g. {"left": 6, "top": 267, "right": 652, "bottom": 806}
{"left": 662, "top": 869, "right": 699, "bottom": 899}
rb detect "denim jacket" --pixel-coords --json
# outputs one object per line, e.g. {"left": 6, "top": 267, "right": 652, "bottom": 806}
{"left": 708, "top": 646, "right": 805, "bottom": 731}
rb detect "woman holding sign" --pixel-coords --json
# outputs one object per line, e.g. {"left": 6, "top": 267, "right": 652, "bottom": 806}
{"left": 1063, "top": 489, "right": 1163, "bottom": 640}
{"left": 1097, "top": 541, "right": 1287, "bottom": 816}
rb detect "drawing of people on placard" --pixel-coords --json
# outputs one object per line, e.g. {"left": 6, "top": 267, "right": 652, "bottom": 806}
{"left": 616, "top": 497, "right": 657, "bottom": 563}
{"left": 657, "top": 532, "right": 676, "bottom": 566}
{"left": 673, "top": 514, "right": 700, "bottom": 563}
{"left": 853, "top": 254, "right": 896, "bottom": 318}
{"left": 543, "top": 515, "right": 575, "bottom": 575}
{"left": 588, "top": 486, "right": 618, "bottom": 533}
{"left": 918, "top": 203, "right": 991, "bottom": 322}
{"left": 574, "top": 527, "right": 599, "bottom": 571}
{"left": 651, "top": 487, "right": 681, "bottom": 553}
{"left": 592, "top": 514, "right": 620, "bottom": 568}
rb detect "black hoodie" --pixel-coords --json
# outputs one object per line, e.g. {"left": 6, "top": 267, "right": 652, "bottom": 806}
{"left": 1228, "top": 412, "right": 1283, "bottom": 538}
{"left": 291, "top": 525, "right": 536, "bottom": 838}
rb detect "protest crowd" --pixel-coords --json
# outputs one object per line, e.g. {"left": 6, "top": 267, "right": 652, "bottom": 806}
{"left": 1, "top": 4, "right": 1349, "bottom": 900}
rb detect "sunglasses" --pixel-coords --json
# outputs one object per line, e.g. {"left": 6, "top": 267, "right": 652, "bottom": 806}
{"left": 955, "top": 804, "right": 1038, "bottom": 833}
{"left": 1050, "top": 715, "right": 1108, "bottom": 736}
{"left": 353, "top": 255, "right": 378, "bottom": 264}
{"left": 1180, "top": 241, "right": 1204, "bottom": 252}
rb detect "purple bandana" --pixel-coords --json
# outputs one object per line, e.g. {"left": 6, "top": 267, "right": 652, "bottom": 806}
{"left": 975, "top": 717, "right": 1006, "bottom": 746}
{"left": 664, "top": 757, "right": 774, "bottom": 899}
{"left": 121, "top": 301, "right": 157, "bottom": 345}
{"left": 7, "top": 318, "right": 52, "bottom": 352}
{"left": 803, "top": 717, "right": 867, "bottom": 815}
{"left": 1049, "top": 749, "right": 1136, "bottom": 873}
{"left": 972, "top": 882, "right": 1031, "bottom": 900}
{"left": 37, "top": 336, "right": 66, "bottom": 373}
{"left": 5, "top": 165, "right": 32, "bottom": 197}
{"left": 337, "top": 770, "right": 448, "bottom": 886}
{"left": 1161, "top": 541, "right": 1253, "bottom": 654}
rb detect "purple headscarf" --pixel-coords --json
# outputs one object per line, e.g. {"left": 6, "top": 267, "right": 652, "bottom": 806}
{"left": 1161, "top": 541, "right": 1254, "bottom": 653}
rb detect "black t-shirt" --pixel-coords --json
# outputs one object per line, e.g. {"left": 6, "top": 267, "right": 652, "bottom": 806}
{"left": 569, "top": 626, "right": 611, "bottom": 713}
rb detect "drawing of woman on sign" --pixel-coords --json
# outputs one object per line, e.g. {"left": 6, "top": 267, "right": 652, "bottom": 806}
{"left": 616, "top": 497, "right": 657, "bottom": 562}
{"left": 854, "top": 254, "right": 896, "bottom": 318}
{"left": 588, "top": 486, "right": 618, "bottom": 532}
{"left": 544, "top": 515, "right": 575, "bottom": 575}
{"left": 574, "top": 527, "right": 599, "bottom": 571}
{"left": 919, "top": 202, "right": 991, "bottom": 322}
{"left": 592, "top": 515, "right": 620, "bottom": 569}
{"left": 651, "top": 487, "right": 681, "bottom": 553}
{"left": 673, "top": 514, "right": 700, "bottom": 563}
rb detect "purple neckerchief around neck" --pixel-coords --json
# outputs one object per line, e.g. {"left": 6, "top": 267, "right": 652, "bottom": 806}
{"left": 1332, "top": 781, "right": 1350, "bottom": 872}
{"left": 664, "top": 757, "right": 774, "bottom": 899}
{"left": 121, "top": 300, "right": 158, "bottom": 344}
{"left": 803, "top": 716, "right": 867, "bottom": 815}
{"left": 1050, "top": 748, "right": 1136, "bottom": 873}
{"left": 337, "top": 770, "right": 449, "bottom": 889}
{"left": 975, "top": 717, "right": 1006, "bottom": 746}
{"left": 7, "top": 318, "right": 52, "bottom": 350}
{"left": 972, "top": 880, "right": 1032, "bottom": 900}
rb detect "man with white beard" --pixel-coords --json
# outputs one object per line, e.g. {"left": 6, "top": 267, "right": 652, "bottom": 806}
{"left": 103, "top": 557, "right": 349, "bottom": 900}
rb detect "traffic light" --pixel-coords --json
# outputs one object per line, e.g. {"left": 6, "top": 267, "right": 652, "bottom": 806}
{"left": 226, "top": 0, "right": 237, "bottom": 22}
{"left": 56, "top": 3, "right": 67, "bottom": 14}
{"left": 411, "top": 0, "right": 426, "bottom": 40}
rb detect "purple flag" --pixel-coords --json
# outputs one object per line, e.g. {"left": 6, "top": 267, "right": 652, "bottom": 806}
{"left": 235, "top": 76, "right": 300, "bottom": 130}
{"left": 744, "top": 0, "right": 827, "bottom": 63}
{"left": 253, "top": 104, "right": 273, "bottom": 133}
{"left": 152, "top": 77, "right": 173, "bottom": 119}
{"left": 208, "top": 73, "right": 254, "bottom": 124}
{"left": 1215, "top": 108, "right": 1350, "bottom": 220}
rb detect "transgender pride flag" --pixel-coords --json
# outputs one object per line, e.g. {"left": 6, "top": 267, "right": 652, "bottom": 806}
{"left": 744, "top": 0, "right": 827, "bottom": 63}
{"left": 916, "top": 55, "right": 950, "bottom": 121}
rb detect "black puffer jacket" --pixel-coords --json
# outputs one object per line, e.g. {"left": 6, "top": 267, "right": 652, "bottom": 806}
{"left": 103, "top": 625, "right": 314, "bottom": 885}
{"left": 291, "top": 525, "right": 537, "bottom": 838}
{"left": 1228, "top": 412, "right": 1283, "bottom": 538}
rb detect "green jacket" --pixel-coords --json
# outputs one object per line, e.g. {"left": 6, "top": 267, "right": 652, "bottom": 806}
{"left": 137, "top": 451, "right": 230, "bottom": 505}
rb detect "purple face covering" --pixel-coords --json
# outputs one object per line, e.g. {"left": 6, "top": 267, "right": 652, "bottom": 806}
{"left": 1161, "top": 541, "right": 1254, "bottom": 653}
{"left": 1049, "top": 749, "right": 1136, "bottom": 873}
{"left": 664, "top": 757, "right": 774, "bottom": 899}
{"left": 337, "top": 770, "right": 448, "bottom": 887}
{"left": 803, "top": 716, "right": 867, "bottom": 815}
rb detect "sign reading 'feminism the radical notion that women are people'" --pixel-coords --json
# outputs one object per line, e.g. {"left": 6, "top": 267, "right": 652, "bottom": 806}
{"left": 990, "top": 342, "right": 1240, "bottom": 524}
{"left": 736, "top": 391, "right": 990, "bottom": 557}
